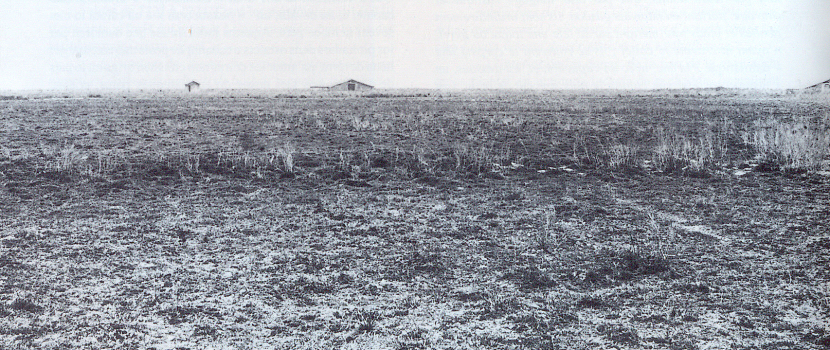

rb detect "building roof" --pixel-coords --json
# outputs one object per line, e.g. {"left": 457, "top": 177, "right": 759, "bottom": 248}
{"left": 806, "top": 79, "right": 830, "bottom": 88}
{"left": 333, "top": 79, "right": 373, "bottom": 88}
{"left": 310, "top": 79, "right": 374, "bottom": 89}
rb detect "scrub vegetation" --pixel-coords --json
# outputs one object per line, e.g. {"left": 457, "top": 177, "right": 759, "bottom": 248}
{"left": 0, "top": 89, "right": 828, "bottom": 349}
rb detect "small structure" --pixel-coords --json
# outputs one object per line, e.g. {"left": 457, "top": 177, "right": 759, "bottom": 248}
{"left": 312, "top": 79, "right": 373, "bottom": 91}
{"left": 185, "top": 81, "right": 200, "bottom": 92}
{"left": 806, "top": 79, "right": 830, "bottom": 93}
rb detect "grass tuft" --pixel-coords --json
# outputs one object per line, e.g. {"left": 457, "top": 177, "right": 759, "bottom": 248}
{"left": 481, "top": 292, "right": 522, "bottom": 319}
{"left": 504, "top": 264, "right": 557, "bottom": 290}
{"left": 534, "top": 208, "right": 563, "bottom": 254}
{"left": 598, "top": 324, "right": 640, "bottom": 346}
{"left": 746, "top": 116, "right": 830, "bottom": 171}
{"left": 580, "top": 248, "right": 673, "bottom": 286}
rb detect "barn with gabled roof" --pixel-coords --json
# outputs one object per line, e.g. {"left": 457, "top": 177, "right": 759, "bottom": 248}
{"left": 327, "top": 79, "right": 374, "bottom": 91}
{"left": 806, "top": 79, "right": 830, "bottom": 93}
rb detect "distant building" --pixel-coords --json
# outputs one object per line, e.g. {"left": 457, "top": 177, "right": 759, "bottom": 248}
{"left": 312, "top": 79, "right": 374, "bottom": 91}
{"left": 185, "top": 81, "right": 200, "bottom": 92}
{"left": 806, "top": 79, "right": 830, "bottom": 93}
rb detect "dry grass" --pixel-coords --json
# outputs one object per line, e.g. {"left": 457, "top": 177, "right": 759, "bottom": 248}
{"left": 0, "top": 89, "right": 827, "bottom": 349}
{"left": 1, "top": 92, "right": 826, "bottom": 182}
{"left": 745, "top": 116, "right": 830, "bottom": 171}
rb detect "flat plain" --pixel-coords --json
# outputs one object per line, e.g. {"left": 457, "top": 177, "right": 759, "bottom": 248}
{"left": 0, "top": 89, "right": 828, "bottom": 349}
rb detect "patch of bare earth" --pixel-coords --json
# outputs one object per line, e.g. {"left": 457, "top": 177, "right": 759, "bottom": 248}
{"left": 0, "top": 170, "right": 826, "bottom": 349}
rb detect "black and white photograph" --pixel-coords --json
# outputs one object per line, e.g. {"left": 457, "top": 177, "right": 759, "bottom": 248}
{"left": 1, "top": 1, "right": 828, "bottom": 349}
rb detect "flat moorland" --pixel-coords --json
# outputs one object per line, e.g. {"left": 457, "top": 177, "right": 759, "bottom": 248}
{"left": 0, "top": 89, "right": 828, "bottom": 349}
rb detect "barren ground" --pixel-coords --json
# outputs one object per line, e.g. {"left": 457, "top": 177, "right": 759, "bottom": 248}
{"left": 0, "top": 90, "right": 828, "bottom": 349}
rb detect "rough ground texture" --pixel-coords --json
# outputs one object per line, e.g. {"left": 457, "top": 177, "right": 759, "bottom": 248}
{"left": 0, "top": 90, "right": 828, "bottom": 349}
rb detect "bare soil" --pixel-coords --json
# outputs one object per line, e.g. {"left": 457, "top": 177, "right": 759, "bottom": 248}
{"left": 0, "top": 90, "right": 828, "bottom": 349}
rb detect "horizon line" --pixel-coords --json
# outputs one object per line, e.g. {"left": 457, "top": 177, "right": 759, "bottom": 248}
{"left": 0, "top": 86, "right": 812, "bottom": 93}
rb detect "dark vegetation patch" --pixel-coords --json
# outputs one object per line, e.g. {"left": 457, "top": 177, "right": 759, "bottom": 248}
{"left": 8, "top": 299, "right": 43, "bottom": 313}
{"left": 510, "top": 311, "right": 577, "bottom": 333}
{"left": 502, "top": 264, "right": 557, "bottom": 290}
{"left": 273, "top": 276, "right": 336, "bottom": 298}
{"left": 572, "top": 249, "right": 676, "bottom": 288}
{"left": 633, "top": 313, "right": 669, "bottom": 323}
{"left": 674, "top": 282, "right": 715, "bottom": 294}
{"left": 159, "top": 305, "right": 222, "bottom": 325}
{"left": 577, "top": 296, "right": 610, "bottom": 309}
{"left": 597, "top": 324, "right": 640, "bottom": 346}
{"left": 0, "top": 256, "right": 23, "bottom": 269}
{"left": 385, "top": 249, "right": 447, "bottom": 281}
{"left": 480, "top": 294, "right": 522, "bottom": 319}
{"left": 0, "top": 95, "right": 27, "bottom": 100}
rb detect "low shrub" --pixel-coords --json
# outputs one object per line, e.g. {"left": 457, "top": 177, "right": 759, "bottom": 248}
{"left": 745, "top": 116, "right": 830, "bottom": 171}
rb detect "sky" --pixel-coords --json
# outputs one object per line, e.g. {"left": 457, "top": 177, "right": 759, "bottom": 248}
{"left": 1, "top": 0, "right": 828, "bottom": 90}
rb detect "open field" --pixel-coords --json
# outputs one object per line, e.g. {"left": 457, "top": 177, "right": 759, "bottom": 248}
{"left": 0, "top": 89, "right": 828, "bottom": 349}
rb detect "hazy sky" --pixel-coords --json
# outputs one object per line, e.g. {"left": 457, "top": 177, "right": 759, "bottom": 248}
{"left": 1, "top": 0, "right": 828, "bottom": 90}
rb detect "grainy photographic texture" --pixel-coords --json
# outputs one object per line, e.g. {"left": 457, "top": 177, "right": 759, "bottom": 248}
{"left": 0, "top": 89, "right": 828, "bottom": 349}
